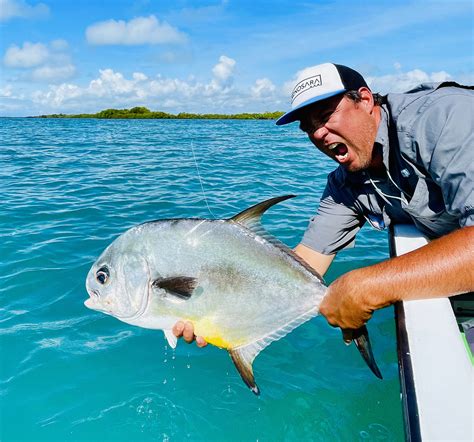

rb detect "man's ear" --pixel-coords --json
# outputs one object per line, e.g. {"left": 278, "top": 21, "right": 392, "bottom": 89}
{"left": 358, "top": 87, "right": 375, "bottom": 113}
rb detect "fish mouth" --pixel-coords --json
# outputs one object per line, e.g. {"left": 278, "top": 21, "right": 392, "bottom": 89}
{"left": 84, "top": 288, "right": 111, "bottom": 314}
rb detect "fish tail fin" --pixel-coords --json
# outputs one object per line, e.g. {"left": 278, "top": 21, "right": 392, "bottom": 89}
{"left": 229, "top": 346, "right": 260, "bottom": 395}
{"left": 352, "top": 326, "right": 383, "bottom": 379}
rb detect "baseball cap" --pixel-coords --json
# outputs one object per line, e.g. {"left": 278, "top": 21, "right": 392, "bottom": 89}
{"left": 276, "top": 63, "right": 369, "bottom": 125}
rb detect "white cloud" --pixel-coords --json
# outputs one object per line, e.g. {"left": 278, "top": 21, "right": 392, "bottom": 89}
{"left": 251, "top": 78, "right": 276, "bottom": 98}
{"left": 366, "top": 69, "right": 452, "bottom": 93}
{"left": 212, "top": 55, "right": 236, "bottom": 83}
{"left": 50, "top": 39, "right": 69, "bottom": 51}
{"left": 0, "top": 84, "right": 14, "bottom": 97}
{"left": 4, "top": 62, "right": 467, "bottom": 117}
{"left": 132, "top": 72, "right": 148, "bottom": 82}
{"left": 89, "top": 69, "right": 136, "bottom": 96}
{"left": 207, "top": 55, "right": 236, "bottom": 93}
{"left": 32, "top": 83, "right": 82, "bottom": 107}
{"left": 3, "top": 40, "right": 76, "bottom": 83}
{"left": 0, "top": 0, "right": 49, "bottom": 21}
{"left": 86, "top": 15, "right": 187, "bottom": 46}
{"left": 25, "top": 56, "right": 242, "bottom": 112}
{"left": 4, "top": 42, "right": 49, "bottom": 68}
{"left": 32, "top": 64, "right": 76, "bottom": 82}
{"left": 282, "top": 65, "right": 457, "bottom": 98}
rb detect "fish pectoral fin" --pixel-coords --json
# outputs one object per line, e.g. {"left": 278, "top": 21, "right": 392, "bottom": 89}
{"left": 152, "top": 276, "right": 198, "bottom": 300}
{"left": 352, "top": 325, "right": 383, "bottom": 379}
{"left": 164, "top": 329, "right": 178, "bottom": 349}
{"left": 229, "top": 347, "right": 260, "bottom": 396}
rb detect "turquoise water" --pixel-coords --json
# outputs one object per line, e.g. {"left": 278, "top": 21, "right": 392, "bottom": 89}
{"left": 1, "top": 118, "right": 403, "bottom": 441}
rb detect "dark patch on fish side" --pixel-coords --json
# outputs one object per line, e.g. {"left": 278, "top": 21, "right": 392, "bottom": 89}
{"left": 152, "top": 276, "right": 198, "bottom": 300}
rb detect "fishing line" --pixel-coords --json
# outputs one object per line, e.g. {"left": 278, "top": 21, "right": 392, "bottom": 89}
{"left": 190, "top": 140, "right": 216, "bottom": 219}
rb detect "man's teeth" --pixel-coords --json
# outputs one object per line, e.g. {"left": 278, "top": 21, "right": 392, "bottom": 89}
{"left": 328, "top": 143, "right": 340, "bottom": 150}
{"left": 337, "top": 152, "right": 348, "bottom": 160}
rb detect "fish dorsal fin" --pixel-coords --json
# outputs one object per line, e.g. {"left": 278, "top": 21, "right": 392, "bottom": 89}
{"left": 152, "top": 276, "right": 198, "bottom": 300}
{"left": 229, "top": 195, "right": 296, "bottom": 234}
{"left": 164, "top": 329, "right": 178, "bottom": 349}
{"left": 230, "top": 195, "right": 324, "bottom": 284}
{"left": 229, "top": 306, "right": 319, "bottom": 395}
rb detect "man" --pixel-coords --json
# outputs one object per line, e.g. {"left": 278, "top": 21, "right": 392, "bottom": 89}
{"left": 174, "top": 62, "right": 473, "bottom": 346}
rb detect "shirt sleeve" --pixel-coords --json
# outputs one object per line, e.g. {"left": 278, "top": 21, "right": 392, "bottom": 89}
{"left": 414, "top": 92, "right": 474, "bottom": 227}
{"left": 301, "top": 169, "right": 366, "bottom": 255}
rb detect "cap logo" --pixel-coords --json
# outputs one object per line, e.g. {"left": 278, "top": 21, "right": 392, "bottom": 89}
{"left": 291, "top": 74, "right": 322, "bottom": 104}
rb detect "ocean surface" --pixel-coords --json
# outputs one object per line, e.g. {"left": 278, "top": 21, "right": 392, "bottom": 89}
{"left": 0, "top": 118, "right": 403, "bottom": 441}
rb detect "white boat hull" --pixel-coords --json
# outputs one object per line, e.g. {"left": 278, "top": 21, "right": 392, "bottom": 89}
{"left": 390, "top": 224, "right": 473, "bottom": 441}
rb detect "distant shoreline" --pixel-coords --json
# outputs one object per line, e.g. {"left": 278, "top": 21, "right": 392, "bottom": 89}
{"left": 31, "top": 106, "right": 284, "bottom": 120}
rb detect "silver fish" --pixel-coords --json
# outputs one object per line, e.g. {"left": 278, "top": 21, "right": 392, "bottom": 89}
{"left": 85, "top": 195, "right": 382, "bottom": 394}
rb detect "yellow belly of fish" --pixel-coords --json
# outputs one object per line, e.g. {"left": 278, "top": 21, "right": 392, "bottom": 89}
{"left": 191, "top": 317, "right": 246, "bottom": 349}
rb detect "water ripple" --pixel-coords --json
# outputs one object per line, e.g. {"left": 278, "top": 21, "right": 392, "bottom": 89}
{"left": 0, "top": 118, "right": 400, "bottom": 441}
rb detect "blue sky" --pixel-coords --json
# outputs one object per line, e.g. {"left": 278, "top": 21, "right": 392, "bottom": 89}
{"left": 1, "top": 0, "right": 473, "bottom": 116}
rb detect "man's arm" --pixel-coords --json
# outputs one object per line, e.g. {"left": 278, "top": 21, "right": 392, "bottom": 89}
{"left": 294, "top": 243, "right": 335, "bottom": 276}
{"left": 320, "top": 226, "right": 474, "bottom": 330}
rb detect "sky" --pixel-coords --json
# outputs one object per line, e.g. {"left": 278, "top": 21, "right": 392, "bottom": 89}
{"left": 0, "top": 0, "right": 473, "bottom": 116}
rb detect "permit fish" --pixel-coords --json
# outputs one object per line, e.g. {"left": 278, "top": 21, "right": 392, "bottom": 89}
{"left": 85, "top": 195, "right": 382, "bottom": 394}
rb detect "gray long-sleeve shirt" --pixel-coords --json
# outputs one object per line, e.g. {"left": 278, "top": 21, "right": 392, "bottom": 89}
{"left": 301, "top": 83, "right": 474, "bottom": 255}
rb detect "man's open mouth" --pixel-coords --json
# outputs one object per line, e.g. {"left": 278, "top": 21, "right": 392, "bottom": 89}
{"left": 328, "top": 142, "right": 349, "bottom": 162}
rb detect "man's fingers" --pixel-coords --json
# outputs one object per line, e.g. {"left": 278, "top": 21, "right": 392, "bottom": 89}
{"left": 196, "top": 336, "right": 208, "bottom": 348}
{"left": 342, "top": 328, "right": 354, "bottom": 345}
{"left": 172, "top": 321, "right": 185, "bottom": 337}
{"left": 172, "top": 321, "right": 207, "bottom": 347}
{"left": 183, "top": 321, "right": 195, "bottom": 343}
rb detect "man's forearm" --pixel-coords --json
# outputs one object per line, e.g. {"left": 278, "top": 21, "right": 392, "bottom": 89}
{"left": 320, "top": 226, "right": 474, "bottom": 330}
{"left": 361, "top": 225, "right": 474, "bottom": 309}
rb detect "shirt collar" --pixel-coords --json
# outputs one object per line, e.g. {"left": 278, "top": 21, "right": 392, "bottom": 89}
{"left": 375, "top": 104, "right": 391, "bottom": 169}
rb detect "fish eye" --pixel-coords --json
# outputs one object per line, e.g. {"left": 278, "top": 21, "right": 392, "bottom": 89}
{"left": 96, "top": 266, "right": 110, "bottom": 285}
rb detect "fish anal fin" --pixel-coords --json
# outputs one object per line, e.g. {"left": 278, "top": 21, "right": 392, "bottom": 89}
{"left": 164, "top": 329, "right": 177, "bottom": 349}
{"left": 229, "top": 195, "right": 296, "bottom": 230}
{"left": 229, "top": 347, "right": 260, "bottom": 395}
{"left": 152, "top": 276, "right": 198, "bottom": 300}
{"left": 229, "top": 307, "right": 319, "bottom": 395}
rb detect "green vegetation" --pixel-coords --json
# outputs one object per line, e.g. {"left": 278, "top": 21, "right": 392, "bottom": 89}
{"left": 37, "top": 106, "right": 284, "bottom": 120}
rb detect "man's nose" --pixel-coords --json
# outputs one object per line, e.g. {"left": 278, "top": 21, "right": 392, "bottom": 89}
{"left": 313, "top": 125, "right": 328, "bottom": 142}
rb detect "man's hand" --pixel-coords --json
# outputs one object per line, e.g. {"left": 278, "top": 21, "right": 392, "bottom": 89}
{"left": 320, "top": 226, "right": 474, "bottom": 330}
{"left": 320, "top": 270, "right": 377, "bottom": 330}
{"left": 172, "top": 321, "right": 207, "bottom": 347}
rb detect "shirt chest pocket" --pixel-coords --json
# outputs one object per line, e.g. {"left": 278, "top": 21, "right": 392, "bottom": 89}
{"left": 403, "top": 177, "right": 458, "bottom": 234}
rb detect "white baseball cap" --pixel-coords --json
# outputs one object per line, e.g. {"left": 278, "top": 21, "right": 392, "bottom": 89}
{"left": 276, "top": 63, "right": 369, "bottom": 125}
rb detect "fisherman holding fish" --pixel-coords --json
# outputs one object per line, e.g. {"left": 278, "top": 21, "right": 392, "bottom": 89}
{"left": 174, "top": 63, "right": 473, "bottom": 346}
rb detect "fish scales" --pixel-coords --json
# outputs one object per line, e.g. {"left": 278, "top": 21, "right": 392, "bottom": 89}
{"left": 138, "top": 218, "right": 325, "bottom": 346}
